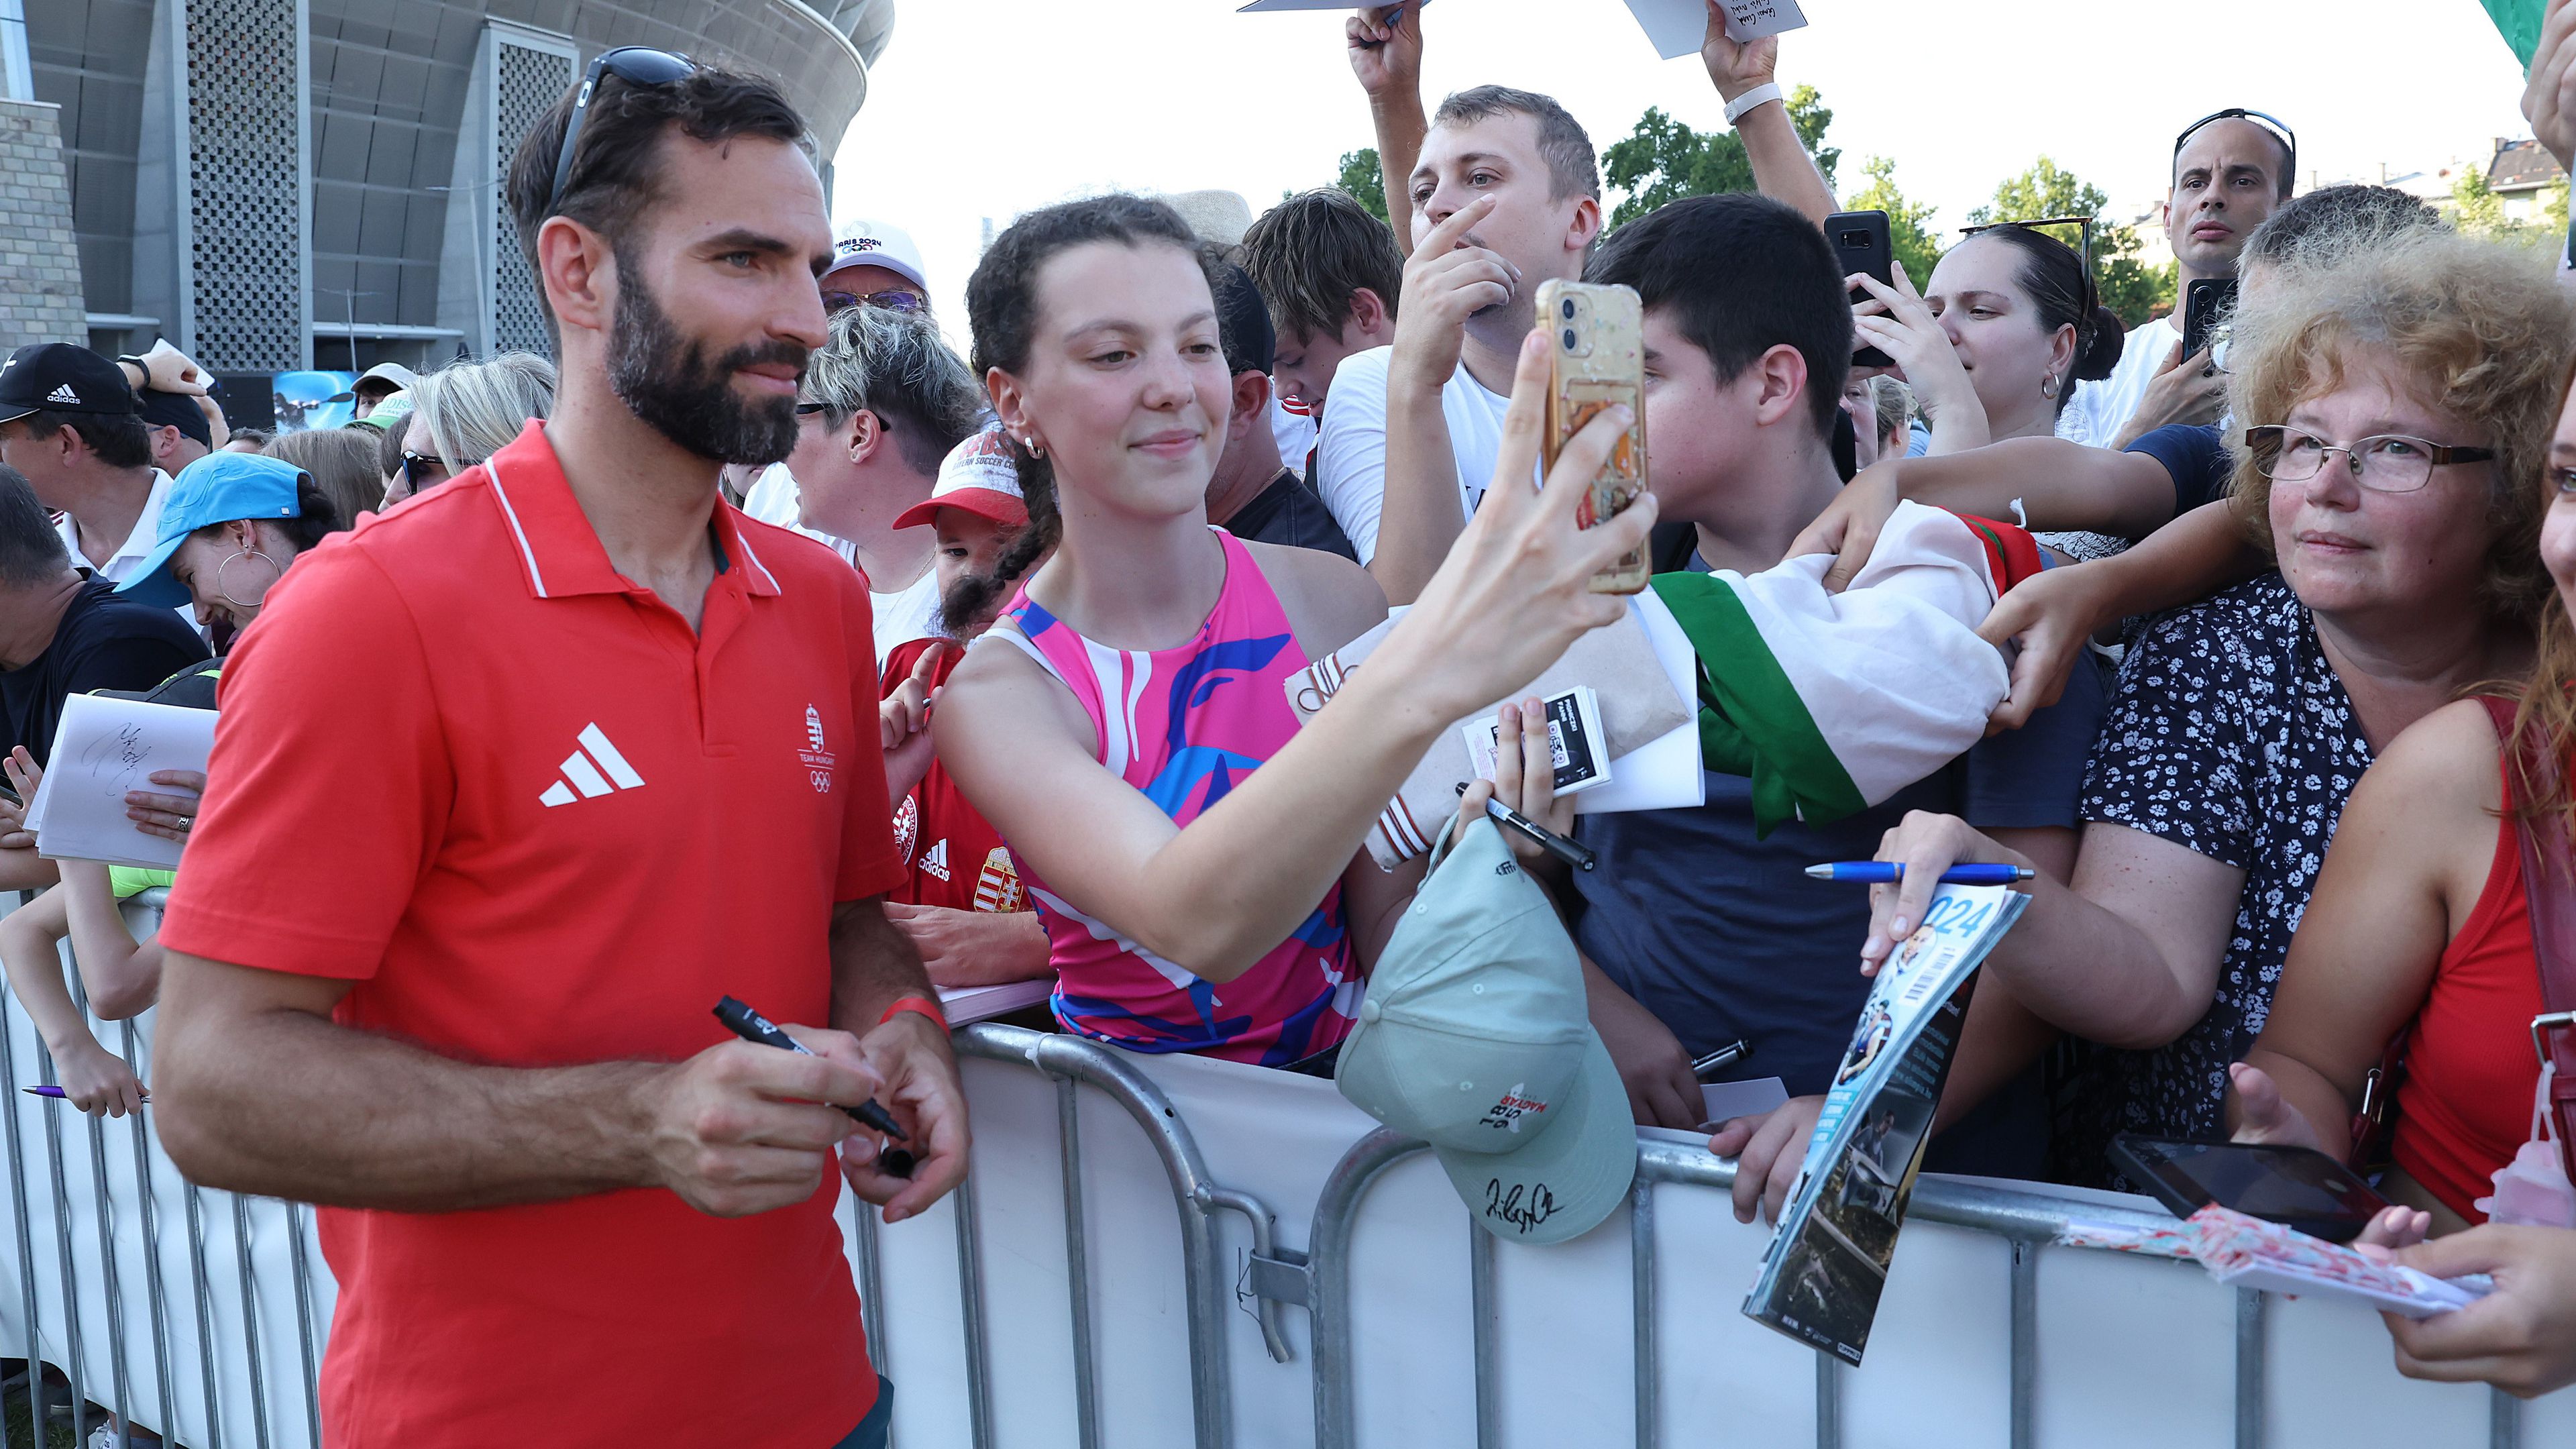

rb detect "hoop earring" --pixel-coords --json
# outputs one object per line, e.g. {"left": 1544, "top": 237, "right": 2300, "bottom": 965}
{"left": 1024, "top": 436, "right": 1045, "bottom": 460}
{"left": 215, "top": 548, "right": 280, "bottom": 610}
{"left": 2041, "top": 374, "right": 2061, "bottom": 400}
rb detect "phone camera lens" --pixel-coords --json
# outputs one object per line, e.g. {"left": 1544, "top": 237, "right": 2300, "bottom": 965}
{"left": 1562, "top": 328, "right": 1578, "bottom": 351}
{"left": 1560, "top": 299, "right": 1577, "bottom": 320}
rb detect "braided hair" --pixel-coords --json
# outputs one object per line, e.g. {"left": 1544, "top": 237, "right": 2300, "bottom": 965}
{"left": 943, "top": 195, "right": 1223, "bottom": 629}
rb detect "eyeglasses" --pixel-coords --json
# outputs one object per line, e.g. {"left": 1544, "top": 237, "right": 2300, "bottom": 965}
{"left": 2243, "top": 425, "right": 2493, "bottom": 494}
{"left": 2173, "top": 108, "right": 2298, "bottom": 187}
{"left": 1959, "top": 215, "right": 2096, "bottom": 285}
{"left": 822, "top": 287, "right": 928, "bottom": 316}
{"left": 400, "top": 450, "right": 453, "bottom": 490}
{"left": 794, "top": 402, "right": 833, "bottom": 418}
{"left": 546, "top": 46, "right": 698, "bottom": 213}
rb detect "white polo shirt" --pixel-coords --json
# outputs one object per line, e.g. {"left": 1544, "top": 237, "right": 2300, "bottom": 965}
{"left": 57, "top": 469, "right": 173, "bottom": 583}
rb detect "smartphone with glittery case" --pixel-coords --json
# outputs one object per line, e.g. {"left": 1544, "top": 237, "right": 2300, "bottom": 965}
{"left": 1536, "top": 280, "right": 1649, "bottom": 594}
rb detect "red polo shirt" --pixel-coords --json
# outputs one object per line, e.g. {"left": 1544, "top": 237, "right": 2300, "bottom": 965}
{"left": 158, "top": 423, "right": 903, "bottom": 1448}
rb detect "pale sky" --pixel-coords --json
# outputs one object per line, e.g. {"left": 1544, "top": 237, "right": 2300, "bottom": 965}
{"left": 830, "top": 0, "right": 2538, "bottom": 336}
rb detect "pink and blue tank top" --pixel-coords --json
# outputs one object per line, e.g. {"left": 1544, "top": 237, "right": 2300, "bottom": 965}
{"left": 985, "top": 529, "right": 1360, "bottom": 1066}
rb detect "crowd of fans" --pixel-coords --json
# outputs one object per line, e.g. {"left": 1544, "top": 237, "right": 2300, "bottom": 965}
{"left": 8, "top": 0, "right": 2576, "bottom": 1415}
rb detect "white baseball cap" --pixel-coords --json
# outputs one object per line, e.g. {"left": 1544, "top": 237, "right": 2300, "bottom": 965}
{"left": 825, "top": 217, "right": 928, "bottom": 294}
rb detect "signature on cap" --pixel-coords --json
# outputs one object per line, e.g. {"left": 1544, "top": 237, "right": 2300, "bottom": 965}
{"left": 1485, "top": 1179, "right": 1560, "bottom": 1235}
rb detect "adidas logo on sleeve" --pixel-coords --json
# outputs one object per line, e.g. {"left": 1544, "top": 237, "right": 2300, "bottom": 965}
{"left": 539, "top": 724, "right": 645, "bottom": 807}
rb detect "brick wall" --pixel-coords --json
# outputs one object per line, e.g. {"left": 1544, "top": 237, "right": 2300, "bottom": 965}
{"left": 0, "top": 99, "right": 89, "bottom": 347}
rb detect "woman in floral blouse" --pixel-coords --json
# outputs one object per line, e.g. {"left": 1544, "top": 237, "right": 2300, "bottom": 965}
{"left": 1855, "top": 225, "right": 2573, "bottom": 1189}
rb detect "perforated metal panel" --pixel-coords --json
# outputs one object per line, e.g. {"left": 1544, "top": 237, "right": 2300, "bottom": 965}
{"left": 184, "top": 0, "right": 303, "bottom": 372}
{"left": 491, "top": 39, "right": 572, "bottom": 355}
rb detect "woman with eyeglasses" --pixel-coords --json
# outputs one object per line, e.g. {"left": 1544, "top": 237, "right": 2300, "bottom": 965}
{"left": 1828, "top": 225, "right": 2572, "bottom": 1199}
{"left": 382, "top": 352, "right": 556, "bottom": 505}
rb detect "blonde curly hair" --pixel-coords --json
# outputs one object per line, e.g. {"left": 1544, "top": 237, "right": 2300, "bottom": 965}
{"left": 2223, "top": 226, "right": 2575, "bottom": 623}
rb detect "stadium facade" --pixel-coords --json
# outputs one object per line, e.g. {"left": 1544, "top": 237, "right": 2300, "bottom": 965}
{"left": 3, "top": 0, "right": 890, "bottom": 405}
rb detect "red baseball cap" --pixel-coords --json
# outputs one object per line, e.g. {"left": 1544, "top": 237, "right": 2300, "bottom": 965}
{"left": 893, "top": 426, "right": 1028, "bottom": 531}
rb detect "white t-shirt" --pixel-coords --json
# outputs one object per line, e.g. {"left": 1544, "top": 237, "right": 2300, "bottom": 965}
{"left": 57, "top": 469, "right": 173, "bottom": 584}
{"left": 1312, "top": 345, "right": 1511, "bottom": 567}
{"left": 742, "top": 462, "right": 935, "bottom": 667}
{"left": 869, "top": 565, "right": 944, "bottom": 669}
{"left": 2056, "top": 315, "right": 2181, "bottom": 449}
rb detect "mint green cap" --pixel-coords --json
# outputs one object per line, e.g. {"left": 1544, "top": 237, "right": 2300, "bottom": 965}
{"left": 1334, "top": 816, "right": 1635, "bottom": 1245}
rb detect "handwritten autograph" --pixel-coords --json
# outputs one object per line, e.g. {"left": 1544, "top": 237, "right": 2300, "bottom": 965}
{"left": 1483, "top": 1179, "right": 1560, "bottom": 1235}
{"left": 75, "top": 724, "right": 151, "bottom": 802}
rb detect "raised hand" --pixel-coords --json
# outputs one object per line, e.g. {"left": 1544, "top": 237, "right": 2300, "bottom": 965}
{"left": 1345, "top": 4, "right": 1424, "bottom": 101}
{"left": 1389, "top": 195, "right": 1518, "bottom": 394}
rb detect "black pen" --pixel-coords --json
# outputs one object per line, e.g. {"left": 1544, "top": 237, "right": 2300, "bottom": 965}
{"left": 1456, "top": 782, "right": 1597, "bottom": 872}
{"left": 1691, "top": 1040, "right": 1752, "bottom": 1082}
{"left": 712, "top": 996, "right": 914, "bottom": 1179}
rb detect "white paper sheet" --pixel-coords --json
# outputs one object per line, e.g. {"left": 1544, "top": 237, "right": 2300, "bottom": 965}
{"left": 1699, "top": 1075, "right": 1790, "bottom": 1130}
{"left": 1621, "top": 0, "right": 1808, "bottom": 59}
{"left": 1237, "top": 0, "right": 1429, "bottom": 10}
{"left": 30, "top": 694, "right": 213, "bottom": 870}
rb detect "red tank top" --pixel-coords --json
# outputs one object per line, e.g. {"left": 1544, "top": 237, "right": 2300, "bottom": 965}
{"left": 2387, "top": 697, "right": 2546, "bottom": 1224}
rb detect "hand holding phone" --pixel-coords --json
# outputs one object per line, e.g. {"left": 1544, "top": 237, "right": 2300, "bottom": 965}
{"left": 1826, "top": 211, "right": 1896, "bottom": 370}
{"left": 2181, "top": 277, "right": 2237, "bottom": 368}
{"left": 1536, "top": 279, "right": 1650, "bottom": 594}
{"left": 2110, "top": 1132, "right": 2392, "bottom": 1243}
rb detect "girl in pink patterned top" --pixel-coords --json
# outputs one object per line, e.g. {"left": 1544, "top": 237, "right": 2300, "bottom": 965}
{"left": 932, "top": 195, "right": 1654, "bottom": 1067}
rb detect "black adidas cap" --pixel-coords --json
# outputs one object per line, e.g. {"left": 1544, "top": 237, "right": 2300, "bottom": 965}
{"left": 0, "top": 343, "right": 139, "bottom": 426}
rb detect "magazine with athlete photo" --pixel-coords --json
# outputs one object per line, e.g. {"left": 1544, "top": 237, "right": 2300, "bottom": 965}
{"left": 1740, "top": 885, "right": 2029, "bottom": 1363}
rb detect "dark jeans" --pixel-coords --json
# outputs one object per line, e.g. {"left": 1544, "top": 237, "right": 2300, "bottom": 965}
{"left": 829, "top": 1377, "right": 893, "bottom": 1449}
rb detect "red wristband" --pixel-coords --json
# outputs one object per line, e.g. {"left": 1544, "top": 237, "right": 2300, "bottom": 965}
{"left": 877, "top": 995, "right": 950, "bottom": 1032}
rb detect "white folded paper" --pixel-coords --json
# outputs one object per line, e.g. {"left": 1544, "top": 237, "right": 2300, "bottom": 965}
{"left": 29, "top": 694, "right": 213, "bottom": 871}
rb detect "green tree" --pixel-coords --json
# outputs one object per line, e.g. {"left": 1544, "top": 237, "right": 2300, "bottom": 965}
{"left": 1969, "top": 155, "right": 2176, "bottom": 327}
{"left": 1337, "top": 148, "right": 1390, "bottom": 223}
{"left": 1600, "top": 85, "right": 1840, "bottom": 230}
{"left": 2451, "top": 166, "right": 2510, "bottom": 235}
{"left": 1841, "top": 156, "right": 1941, "bottom": 288}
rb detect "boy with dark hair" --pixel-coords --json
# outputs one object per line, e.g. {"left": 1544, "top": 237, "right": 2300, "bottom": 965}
{"left": 1549, "top": 195, "right": 2092, "bottom": 1212}
{"left": 1205, "top": 262, "right": 1358, "bottom": 560}
{"left": 1238, "top": 188, "right": 1403, "bottom": 419}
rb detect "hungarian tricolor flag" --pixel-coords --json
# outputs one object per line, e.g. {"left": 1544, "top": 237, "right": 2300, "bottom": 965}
{"left": 1652, "top": 502, "right": 2045, "bottom": 836}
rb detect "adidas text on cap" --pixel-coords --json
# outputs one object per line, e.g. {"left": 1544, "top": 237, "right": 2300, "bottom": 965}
{"left": 0, "top": 343, "right": 140, "bottom": 427}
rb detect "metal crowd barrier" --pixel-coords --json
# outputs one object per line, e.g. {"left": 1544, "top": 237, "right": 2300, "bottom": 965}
{"left": 0, "top": 885, "right": 2546, "bottom": 1449}
{"left": 913, "top": 1022, "right": 2539, "bottom": 1449}
{"left": 0, "top": 890, "right": 325, "bottom": 1449}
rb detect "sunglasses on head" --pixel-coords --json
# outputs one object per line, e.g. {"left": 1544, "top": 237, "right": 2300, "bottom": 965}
{"left": 2172, "top": 107, "right": 2297, "bottom": 186}
{"left": 547, "top": 46, "right": 698, "bottom": 213}
{"left": 1959, "top": 215, "right": 2096, "bottom": 284}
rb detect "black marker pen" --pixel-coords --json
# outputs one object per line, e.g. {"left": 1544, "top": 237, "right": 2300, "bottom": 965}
{"left": 1456, "top": 782, "right": 1598, "bottom": 872}
{"left": 713, "top": 996, "right": 914, "bottom": 1179}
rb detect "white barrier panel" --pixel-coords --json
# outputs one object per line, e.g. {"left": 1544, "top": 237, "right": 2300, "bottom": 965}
{"left": 872, "top": 1029, "right": 2576, "bottom": 1449}
{"left": 0, "top": 892, "right": 327, "bottom": 1449}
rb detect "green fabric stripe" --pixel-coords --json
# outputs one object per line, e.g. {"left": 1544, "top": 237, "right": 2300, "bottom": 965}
{"left": 1650, "top": 572, "right": 1868, "bottom": 837}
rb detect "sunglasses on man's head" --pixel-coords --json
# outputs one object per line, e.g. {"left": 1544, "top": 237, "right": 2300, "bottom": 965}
{"left": 2172, "top": 107, "right": 2297, "bottom": 185}
{"left": 547, "top": 46, "right": 698, "bottom": 213}
{"left": 1959, "top": 215, "right": 2096, "bottom": 280}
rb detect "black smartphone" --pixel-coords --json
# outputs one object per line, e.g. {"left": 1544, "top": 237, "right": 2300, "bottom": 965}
{"left": 1825, "top": 210, "right": 1895, "bottom": 370}
{"left": 2109, "top": 1133, "right": 2390, "bottom": 1243}
{"left": 2181, "top": 276, "right": 2238, "bottom": 362}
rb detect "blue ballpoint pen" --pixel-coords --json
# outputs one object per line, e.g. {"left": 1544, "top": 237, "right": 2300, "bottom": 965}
{"left": 1802, "top": 863, "right": 2035, "bottom": 885}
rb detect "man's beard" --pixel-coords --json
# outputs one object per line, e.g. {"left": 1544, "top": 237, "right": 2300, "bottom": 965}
{"left": 608, "top": 269, "right": 806, "bottom": 466}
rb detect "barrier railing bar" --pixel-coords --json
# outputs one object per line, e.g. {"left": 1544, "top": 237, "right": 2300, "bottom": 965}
{"left": 957, "top": 1024, "right": 1285, "bottom": 1449}
{"left": 2491, "top": 1386, "right": 2518, "bottom": 1449}
{"left": 287, "top": 1204, "right": 320, "bottom": 1449}
{"left": 1467, "top": 1222, "right": 1497, "bottom": 1449}
{"left": 1814, "top": 1356, "right": 1840, "bottom": 1449}
{"left": 0, "top": 959, "right": 38, "bottom": 1449}
{"left": 853, "top": 1199, "right": 885, "bottom": 1377}
{"left": 1055, "top": 1075, "right": 1102, "bottom": 1449}
{"left": 41, "top": 1041, "right": 91, "bottom": 1447}
{"left": 1629, "top": 1177, "right": 1656, "bottom": 1449}
{"left": 85, "top": 1108, "right": 131, "bottom": 1446}
{"left": 953, "top": 1168, "right": 994, "bottom": 1449}
{"left": 121, "top": 1022, "right": 176, "bottom": 1449}
{"left": 2009, "top": 1238, "right": 2037, "bottom": 1449}
{"left": 2234, "top": 1287, "right": 2265, "bottom": 1449}
{"left": 183, "top": 1185, "right": 225, "bottom": 1449}
{"left": 231, "top": 1196, "right": 271, "bottom": 1449}
{"left": 1309, "top": 1128, "right": 1426, "bottom": 1449}
{"left": 1198, "top": 1186, "right": 1292, "bottom": 1364}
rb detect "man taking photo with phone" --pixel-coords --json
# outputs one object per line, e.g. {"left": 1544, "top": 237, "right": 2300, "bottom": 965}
{"left": 147, "top": 58, "right": 965, "bottom": 1449}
